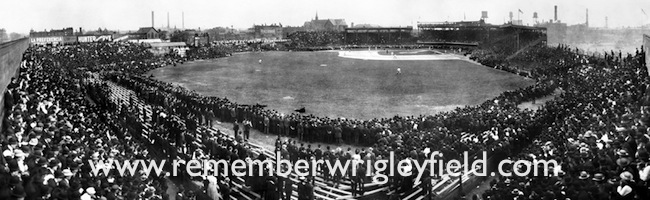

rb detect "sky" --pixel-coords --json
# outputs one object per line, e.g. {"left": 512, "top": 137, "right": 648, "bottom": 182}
{"left": 1, "top": 0, "right": 650, "bottom": 34}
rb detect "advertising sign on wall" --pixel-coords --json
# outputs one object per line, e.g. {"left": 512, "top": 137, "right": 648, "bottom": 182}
{"left": 30, "top": 37, "right": 63, "bottom": 44}
{"left": 78, "top": 35, "right": 113, "bottom": 43}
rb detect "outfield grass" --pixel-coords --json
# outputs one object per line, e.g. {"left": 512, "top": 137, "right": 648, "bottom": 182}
{"left": 148, "top": 51, "right": 534, "bottom": 120}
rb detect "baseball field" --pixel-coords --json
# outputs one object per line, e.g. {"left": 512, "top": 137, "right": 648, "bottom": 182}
{"left": 148, "top": 50, "right": 534, "bottom": 120}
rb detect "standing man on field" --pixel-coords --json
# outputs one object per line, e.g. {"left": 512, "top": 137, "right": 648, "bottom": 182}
{"left": 243, "top": 119, "right": 252, "bottom": 141}
{"left": 264, "top": 115, "right": 270, "bottom": 135}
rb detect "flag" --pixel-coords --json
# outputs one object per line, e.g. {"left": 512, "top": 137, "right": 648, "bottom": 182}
{"left": 518, "top": 9, "right": 523, "bottom": 14}
{"left": 643, "top": 9, "right": 647, "bottom": 16}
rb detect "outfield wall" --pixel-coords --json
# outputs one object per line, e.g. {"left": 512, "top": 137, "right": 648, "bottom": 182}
{"left": 0, "top": 38, "right": 29, "bottom": 131}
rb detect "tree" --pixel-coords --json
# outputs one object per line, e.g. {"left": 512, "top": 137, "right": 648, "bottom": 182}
{"left": 159, "top": 30, "right": 169, "bottom": 40}
{"left": 170, "top": 31, "right": 189, "bottom": 43}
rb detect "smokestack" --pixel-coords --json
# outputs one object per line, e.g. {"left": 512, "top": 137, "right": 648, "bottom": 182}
{"left": 605, "top": 16, "right": 608, "bottom": 28}
{"left": 167, "top": 12, "right": 170, "bottom": 29}
{"left": 182, "top": 12, "right": 185, "bottom": 29}
{"left": 554, "top": 5, "right": 557, "bottom": 22}
{"left": 151, "top": 11, "right": 154, "bottom": 28}
{"left": 586, "top": 9, "right": 589, "bottom": 27}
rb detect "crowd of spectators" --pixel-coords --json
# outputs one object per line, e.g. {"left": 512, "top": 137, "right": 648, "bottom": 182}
{"left": 479, "top": 45, "right": 650, "bottom": 200}
{"left": 3, "top": 33, "right": 649, "bottom": 200}
{"left": 343, "top": 32, "right": 416, "bottom": 46}
{"left": 285, "top": 32, "right": 345, "bottom": 49}
{"left": 0, "top": 43, "right": 176, "bottom": 200}
{"left": 185, "top": 45, "right": 235, "bottom": 60}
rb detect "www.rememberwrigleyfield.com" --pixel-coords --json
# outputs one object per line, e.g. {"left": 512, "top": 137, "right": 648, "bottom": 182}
{"left": 89, "top": 151, "right": 559, "bottom": 184}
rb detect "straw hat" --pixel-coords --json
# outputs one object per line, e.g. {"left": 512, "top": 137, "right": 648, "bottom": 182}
{"left": 616, "top": 158, "right": 631, "bottom": 167}
{"left": 620, "top": 171, "right": 633, "bottom": 181}
{"left": 578, "top": 171, "right": 590, "bottom": 180}
{"left": 592, "top": 173, "right": 605, "bottom": 182}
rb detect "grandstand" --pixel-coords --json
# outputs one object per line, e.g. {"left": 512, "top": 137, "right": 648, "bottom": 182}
{"left": 344, "top": 27, "right": 415, "bottom": 45}
{"left": 418, "top": 20, "right": 547, "bottom": 55}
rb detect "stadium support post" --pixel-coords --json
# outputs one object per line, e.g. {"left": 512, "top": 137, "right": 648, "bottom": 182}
{"left": 516, "top": 29, "right": 521, "bottom": 52}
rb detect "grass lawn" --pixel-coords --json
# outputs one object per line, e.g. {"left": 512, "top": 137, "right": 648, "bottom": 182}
{"left": 148, "top": 51, "right": 533, "bottom": 120}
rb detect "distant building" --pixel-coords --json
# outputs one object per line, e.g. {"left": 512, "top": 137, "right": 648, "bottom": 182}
{"left": 181, "top": 29, "right": 210, "bottom": 46}
{"left": 537, "top": 20, "right": 567, "bottom": 45}
{"left": 29, "top": 27, "right": 74, "bottom": 37}
{"left": 303, "top": 13, "right": 348, "bottom": 32}
{"left": 0, "top": 29, "right": 8, "bottom": 43}
{"left": 566, "top": 24, "right": 589, "bottom": 44}
{"left": 211, "top": 27, "right": 245, "bottom": 41}
{"left": 129, "top": 27, "right": 160, "bottom": 39}
{"left": 84, "top": 28, "right": 118, "bottom": 36}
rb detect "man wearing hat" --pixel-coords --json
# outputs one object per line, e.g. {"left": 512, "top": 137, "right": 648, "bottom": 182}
{"left": 592, "top": 173, "right": 606, "bottom": 182}
{"left": 29, "top": 157, "right": 48, "bottom": 176}
{"left": 618, "top": 149, "right": 631, "bottom": 158}
{"left": 281, "top": 172, "right": 292, "bottom": 200}
{"left": 11, "top": 184, "right": 26, "bottom": 200}
{"left": 511, "top": 188, "right": 523, "bottom": 198}
{"left": 617, "top": 171, "right": 636, "bottom": 199}
{"left": 13, "top": 150, "right": 28, "bottom": 174}
{"left": 60, "top": 169, "right": 73, "bottom": 187}
{"left": 640, "top": 161, "right": 650, "bottom": 182}
{"left": 297, "top": 176, "right": 314, "bottom": 200}
{"left": 616, "top": 157, "right": 639, "bottom": 181}
{"left": 106, "top": 185, "right": 121, "bottom": 200}
{"left": 400, "top": 164, "right": 415, "bottom": 194}
{"left": 217, "top": 177, "right": 230, "bottom": 200}
{"left": 265, "top": 176, "right": 279, "bottom": 200}
{"left": 577, "top": 171, "right": 591, "bottom": 186}
{"left": 7, "top": 137, "right": 18, "bottom": 152}
{"left": 589, "top": 173, "right": 611, "bottom": 200}
{"left": 80, "top": 187, "right": 96, "bottom": 200}
{"left": 48, "top": 158, "right": 61, "bottom": 174}
{"left": 0, "top": 178, "right": 10, "bottom": 200}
